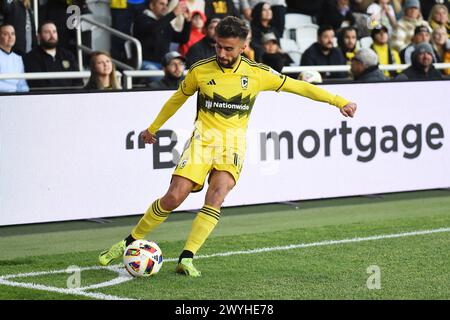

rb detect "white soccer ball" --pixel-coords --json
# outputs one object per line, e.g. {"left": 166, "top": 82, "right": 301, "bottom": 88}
{"left": 123, "top": 240, "right": 163, "bottom": 277}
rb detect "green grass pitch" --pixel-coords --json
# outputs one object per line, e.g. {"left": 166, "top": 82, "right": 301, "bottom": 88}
{"left": 0, "top": 190, "right": 449, "bottom": 300}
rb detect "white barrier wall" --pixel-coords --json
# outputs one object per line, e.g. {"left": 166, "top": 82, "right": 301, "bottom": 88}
{"left": 1, "top": 81, "right": 449, "bottom": 226}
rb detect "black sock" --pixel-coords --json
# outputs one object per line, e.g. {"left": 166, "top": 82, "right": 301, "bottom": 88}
{"left": 125, "top": 234, "right": 136, "bottom": 246}
{"left": 178, "top": 250, "right": 194, "bottom": 263}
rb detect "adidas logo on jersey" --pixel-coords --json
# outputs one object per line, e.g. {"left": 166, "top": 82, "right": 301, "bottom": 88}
{"left": 207, "top": 79, "right": 216, "bottom": 85}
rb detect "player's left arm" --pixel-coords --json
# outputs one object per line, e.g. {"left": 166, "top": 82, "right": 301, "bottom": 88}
{"left": 261, "top": 69, "right": 357, "bottom": 117}
{"left": 281, "top": 77, "right": 357, "bottom": 117}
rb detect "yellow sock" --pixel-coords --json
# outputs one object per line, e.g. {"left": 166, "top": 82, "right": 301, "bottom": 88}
{"left": 183, "top": 205, "right": 220, "bottom": 255}
{"left": 131, "top": 199, "right": 170, "bottom": 240}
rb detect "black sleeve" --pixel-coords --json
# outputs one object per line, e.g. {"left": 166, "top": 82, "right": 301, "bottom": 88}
{"left": 172, "top": 19, "right": 192, "bottom": 45}
{"left": 134, "top": 11, "right": 176, "bottom": 38}
{"left": 300, "top": 50, "right": 315, "bottom": 66}
{"left": 23, "top": 51, "right": 47, "bottom": 88}
{"left": 23, "top": 52, "right": 38, "bottom": 72}
{"left": 185, "top": 43, "right": 203, "bottom": 67}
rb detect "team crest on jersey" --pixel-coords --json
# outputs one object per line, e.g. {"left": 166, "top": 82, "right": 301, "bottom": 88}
{"left": 241, "top": 76, "right": 248, "bottom": 89}
{"left": 178, "top": 159, "right": 188, "bottom": 169}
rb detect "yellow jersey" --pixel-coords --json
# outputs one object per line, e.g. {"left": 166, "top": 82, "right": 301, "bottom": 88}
{"left": 148, "top": 56, "right": 349, "bottom": 147}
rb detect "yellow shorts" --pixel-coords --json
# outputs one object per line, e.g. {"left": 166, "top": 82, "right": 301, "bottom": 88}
{"left": 173, "top": 138, "right": 245, "bottom": 192}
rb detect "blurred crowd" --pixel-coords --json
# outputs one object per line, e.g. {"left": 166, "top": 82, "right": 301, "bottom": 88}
{"left": 0, "top": 0, "right": 449, "bottom": 92}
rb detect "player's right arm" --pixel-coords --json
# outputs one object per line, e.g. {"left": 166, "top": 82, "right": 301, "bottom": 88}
{"left": 140, "top": 68, "right": 198, "bottom": 144}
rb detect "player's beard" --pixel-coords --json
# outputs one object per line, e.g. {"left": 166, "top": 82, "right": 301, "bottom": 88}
{"left": 217, "top": 55, "right": 240, "bottom": 69}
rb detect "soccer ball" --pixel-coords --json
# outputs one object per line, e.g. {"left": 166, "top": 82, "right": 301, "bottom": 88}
{"left": 123, "top": 240, "right": 163, "bottom": 277}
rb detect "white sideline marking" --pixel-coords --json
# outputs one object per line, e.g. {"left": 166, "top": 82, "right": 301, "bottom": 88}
{"left": 0, "top": 227, "right": 449, "bottom": 300}
{"left": 193, "top": 227, "right": 450, "bottom": 260}
{"left": 0, "top": 279, "right": 133, "bottom": 300}
{"left": 0, "top": 264, "right": 135, "bottom": 300}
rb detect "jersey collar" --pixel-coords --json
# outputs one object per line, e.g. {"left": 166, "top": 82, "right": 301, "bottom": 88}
{"left": 216, "top": 56, "right": 242, "bottom": 74}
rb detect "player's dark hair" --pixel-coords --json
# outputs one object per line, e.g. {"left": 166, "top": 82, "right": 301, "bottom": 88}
{"left": 215, "top": 16, "right": 249, "bottom": 40}
{"left": 318, "top": 25, "right": 334, "bottom": 37}
{"left": 38, "top": 20, "right": 57, "bottom": 34}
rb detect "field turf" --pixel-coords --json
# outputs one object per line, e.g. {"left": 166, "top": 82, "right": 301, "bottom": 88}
{"left": 0, "top": 189, "right": 449, "bottom": 300}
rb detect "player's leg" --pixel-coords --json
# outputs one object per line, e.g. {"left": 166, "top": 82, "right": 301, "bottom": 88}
{"left": 129, "top": 175, "right": 195, "bottom": 241}
{"left": 99, "top": 176, "right": 194, "bottom": 266}
{"left": 176, "top": 170, "right": 236, "bottom": 277}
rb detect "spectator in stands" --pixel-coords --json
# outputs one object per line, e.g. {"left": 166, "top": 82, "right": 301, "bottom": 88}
{"left": 261, "top": 32, "right": 292, "bottom": 72}
{"left": 338, "top": 26, "right": 359, "bottom": 62}
{"left": 84, "top": 51, "right": 122, "bottom": 90}
{"left": 251, "top": 2, "right": 279, "bottom": 62}
{"left": 39, "top": 0, "right": 89, "bottom": 57}
{"left": 395, "top": 42, "right": 442, "bottom": 79}
{"left": 148, "top": 51, "right": 186, "bottom": 90}
{"left": 240, "top": 1, "right": 287, "bottom": 40}
{"left": 110, "top": 0, "right": 147, "bottom": 62}
{"left": 427, "top": 4, "right": 450, "bottom": 37}
{"left": 178, "top": 10, "right": 207, "bottom": 56}
{"left": 391, "top": 0, "right": 430, "bottom": 51}
{"left": 185, "top": 17, "right": 220, "bottom": 66}
{"left": 23, "top": 21, "right": 82, "bottom": 89}
{"left": 205, "top": 0, "right": 239, "bottom": 19}
{"left": 301, "top": 25, "right": 348, "bottom": 79}
{"left": 370, "top": 24, "right": 402, "bottom": 77}
{"left": 400, "top": 24, "right": 432, "bottom": 63}
{"left": 168, "top": 0, "right": 205, "bottom": 33}
{"left": 350, "top": 48, "right": 387, "bottom": 81}
{"left": 0, "top": 23, "right": 29, "bottom": 92}
{"left": 319, "top": 0, "right": 356, "bottom": 32}
{"left": 134, "top": 0, "right": 192, "bottom": 71}
{"left": 367, "top": 0, "right": 397, "bottom": 35}
{"left": 420, "top": 0, "right": 450, "bottom": 22}
{"left": 1, "top": 0, "right": 36, "bottom": 55}
{"left": 431, "top": 25, "right": 448, "bottom": 62}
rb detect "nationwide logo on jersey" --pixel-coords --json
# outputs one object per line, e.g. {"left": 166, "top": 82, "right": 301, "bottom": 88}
{"left": 198, "top": 92, "right": 256, "bottom": 118}
{"left": 241, "top": 76, "right": 248, "bottom": 89}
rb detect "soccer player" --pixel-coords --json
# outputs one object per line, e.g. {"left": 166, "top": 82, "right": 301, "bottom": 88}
{"left": 99, "top": 16, "right": 357, "bottom": 277}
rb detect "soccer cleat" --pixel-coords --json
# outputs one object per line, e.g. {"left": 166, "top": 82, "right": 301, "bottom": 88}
{"left": 99, "top": 240, "right": 126, "bottom": 266}
{"left": 176, "top": 258, "right": 201, "bottom": 277}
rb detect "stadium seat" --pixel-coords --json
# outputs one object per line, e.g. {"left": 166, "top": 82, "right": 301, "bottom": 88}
{"left": 284, "top": 24, "right": 319, "bottom": 43}
{"left": 284, "top": 13, "right": 314, "bottom": 29}
{"left": 296, "top": 37, "right": 316, "bottom": 53}
{"left": 295, "top": 24, "right": 319, "bottom": 40}
{"left": 80, "top": 13, "right": 112, "bottom": 54}
{"left": 279, "top": 38, "right": 302, "bottom": 65}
